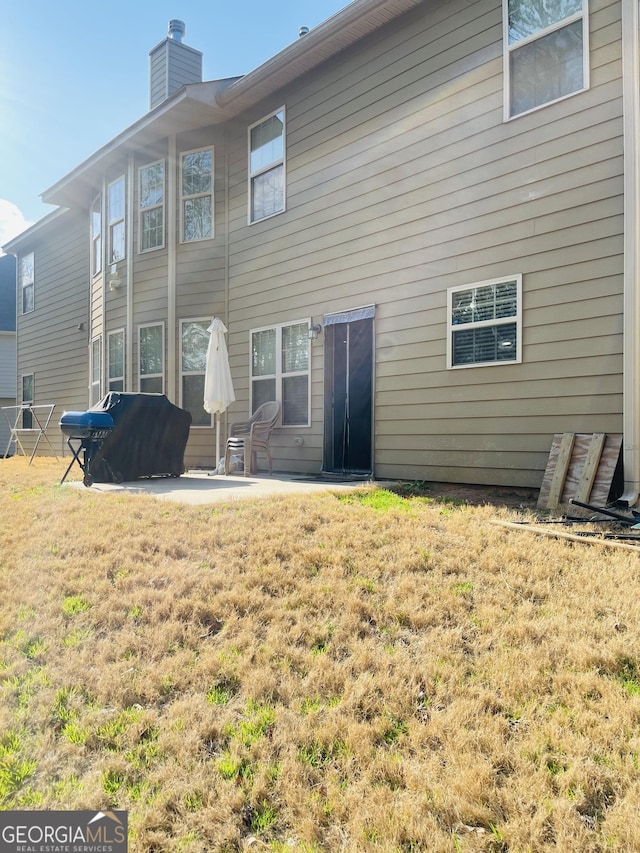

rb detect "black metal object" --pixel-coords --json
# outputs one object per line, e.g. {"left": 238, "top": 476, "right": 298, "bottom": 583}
{"left": 59, "top": 410, "right": 117, "bottom": 487}
{"left": 84, "top": 393, "right": 191, "bottom": 483}
{"left": 568, "top": 498, "right": 640, "bottom": 527}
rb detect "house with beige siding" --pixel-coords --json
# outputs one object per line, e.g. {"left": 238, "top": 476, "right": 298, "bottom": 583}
{"left": 0, "top": 254, "right": 17, "bottom": 454}
{"left": 5, "top": 0, "right": 640, "bottom": 501}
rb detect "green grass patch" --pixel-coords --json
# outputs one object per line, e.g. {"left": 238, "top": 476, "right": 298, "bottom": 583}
{"left": 61, "top": 595, "right": 91, "bottom": 617}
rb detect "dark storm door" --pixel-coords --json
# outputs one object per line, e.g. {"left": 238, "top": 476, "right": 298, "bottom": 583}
{"left": 323, "top": 307, "right": 374, "bottom": 474}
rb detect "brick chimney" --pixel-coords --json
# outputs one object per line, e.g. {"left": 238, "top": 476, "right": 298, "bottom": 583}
{"left": 149, "top": 20, "right": 203, "bottom": 110}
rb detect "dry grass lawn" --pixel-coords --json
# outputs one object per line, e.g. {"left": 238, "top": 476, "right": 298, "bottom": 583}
{"left": 1, "top": 457, "right": 640, "bottom": 852}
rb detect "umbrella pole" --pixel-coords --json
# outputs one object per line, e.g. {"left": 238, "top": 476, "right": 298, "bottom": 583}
{"left": 215, "top": 413, "right": 221, "bottom": 473}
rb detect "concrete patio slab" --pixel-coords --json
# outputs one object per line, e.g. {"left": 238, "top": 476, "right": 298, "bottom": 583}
{"left": 65, "top": 471, "right": 373, "bottom": 505}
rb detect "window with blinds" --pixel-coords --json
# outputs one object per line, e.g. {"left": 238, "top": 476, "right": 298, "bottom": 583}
{"left": 447, "top": 276, "right": 522, "bottom": 368}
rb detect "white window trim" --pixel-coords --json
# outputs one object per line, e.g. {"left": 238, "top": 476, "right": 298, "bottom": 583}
{"left": 107, "top": 328, "right": 125, "bottom": 392}
{"left": 138, "top": 160, "right": 166, "bottom": 253}
{"left": 180, "top": 318, "right": 212, "bottom": 428}
{"left": 248, "top": 106, "right": 286, "bottom": 225}
{"left": 503, "top": 0, "right": 590, "bottom": 121}
{"left": 446, "top": 274, "right": 522, "bottom": 369}
{"left": 91, "top": 335, "right": 102, "bottom": 404}
{"left": 90, "top": 194, "right": 102, "bottom": 277}
{"left": 19, "top": 252, "right": 34, "bottom": 315}
{"left": 21, "top": 373, "right": 34, "bottom": 429}
{"left": 138, "top": 322, "right": 165, "bottom": 393}
{"left": 180, "top": 147, "right": 214, "bottom": 243}
{"left": 250, "top": 318, "right": 311, "bottom": 427}
{"left": 108, "top": 175, "right": 126, "bottom": 263}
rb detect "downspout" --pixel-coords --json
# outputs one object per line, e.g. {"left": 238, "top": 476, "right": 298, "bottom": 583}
{"left": 620, "top": 0, "right": 640, "bottom": 506}
{"left": 167, "top": 134, "right": 177, "bottom": 402}
{"left": 126, "top": 154, "right": 134, "bottom": 390}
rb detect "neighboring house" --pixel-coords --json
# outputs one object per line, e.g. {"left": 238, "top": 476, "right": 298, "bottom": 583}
{"left": 4, "top": 0, "right": 640, "bottom": 499}
{"left": 0, "top": 253, "right": 17, "bottom": 455}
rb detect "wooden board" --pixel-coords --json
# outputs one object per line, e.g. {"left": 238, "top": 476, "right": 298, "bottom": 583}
{"left": 491, "top": 520, "right": 640, "bottom": 554}
{"left": 537, "top": 433, "right": 622, "bottom": 509}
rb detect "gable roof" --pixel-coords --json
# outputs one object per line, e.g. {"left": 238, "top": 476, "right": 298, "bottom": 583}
{"left": 42, "top": 0, "right": 424, "bottom": 209}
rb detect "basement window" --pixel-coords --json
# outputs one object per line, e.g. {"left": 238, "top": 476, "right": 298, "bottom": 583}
{"left": 447, "top": 275, "right": 522, "bottom": 368}
{"left": 249, "top": 108, "right": 285, "bottom": 223}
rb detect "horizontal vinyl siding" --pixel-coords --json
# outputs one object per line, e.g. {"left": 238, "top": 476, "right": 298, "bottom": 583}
{"left": 225, "top": 0, "right": 623, "bottom": 485}
{"left": 16, "top": 208, "right": 90, "bottom": 457}
{"left": 0, "top": 333, "right": 16, "bottom": 397}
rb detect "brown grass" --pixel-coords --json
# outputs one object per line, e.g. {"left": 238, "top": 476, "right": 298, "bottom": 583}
{"left": 1, "top": 457, "right": 640, "bottom": 852}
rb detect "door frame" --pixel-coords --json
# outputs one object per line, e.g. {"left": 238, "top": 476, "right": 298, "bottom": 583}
{"left": 322, "top": 305, "right": 375, "bottom": 476}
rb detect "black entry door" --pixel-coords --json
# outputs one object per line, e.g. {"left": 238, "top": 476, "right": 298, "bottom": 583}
{"left": 323, "top": 316, "right": 373, "bottom": 474}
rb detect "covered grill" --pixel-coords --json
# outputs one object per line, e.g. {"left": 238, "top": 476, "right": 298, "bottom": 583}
{"left": 60, "top": 393, "right": 192, "bottom": 487}
{"left": 60, "top": 410, "right": 118, "bottom": 487}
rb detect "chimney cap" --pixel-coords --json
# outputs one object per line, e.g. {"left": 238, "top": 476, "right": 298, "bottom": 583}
{"left": 168, "top": 19, "right": 186, "bottom": 41}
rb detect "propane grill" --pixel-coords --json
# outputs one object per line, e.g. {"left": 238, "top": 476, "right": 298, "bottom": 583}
{"left": 59, "top": 410, "right": 119, "bottom": 487}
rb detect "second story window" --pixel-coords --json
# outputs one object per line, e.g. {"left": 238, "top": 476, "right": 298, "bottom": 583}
{"left": 139, "top": 161, "right": 165, "bottom": 252}
{"left": 249, "top": 108, "right": 285, "bottom": 223}
{"left": 181, "top": 149, "right": 214, "bottom": 241}
{"left": 108, "top": 177, "right": 125, "bottom": 263}
{"left": 19, "top": 252, "right": 34, "bottom": 314}
{"left": 504, "top": 0, "right": 588, "bottom": 118}
{"left": 91, "top": 195, "right": 102, "bottom": 276}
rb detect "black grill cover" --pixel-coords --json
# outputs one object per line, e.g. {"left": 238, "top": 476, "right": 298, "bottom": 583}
{"left": 87, "top": 393, "right": 192, "bottom": 482}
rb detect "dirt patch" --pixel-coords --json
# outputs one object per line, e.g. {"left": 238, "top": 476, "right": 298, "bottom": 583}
{"left": 390, "top": 480, "right": 539, "bottom": 510}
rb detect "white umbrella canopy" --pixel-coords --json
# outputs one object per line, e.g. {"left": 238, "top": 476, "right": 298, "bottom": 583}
{"left": 203, "top": 317, "right": 236, "bottom": 468}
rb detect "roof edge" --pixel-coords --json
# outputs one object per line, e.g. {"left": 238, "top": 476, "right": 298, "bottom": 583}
{"left": 216, "top": 0, "right": 424, "bottom": 111}
{"left": 2, "top": 207, "right": 69, "bottom": 254}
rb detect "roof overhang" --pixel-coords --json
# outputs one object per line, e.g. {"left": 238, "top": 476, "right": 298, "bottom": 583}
{"left": 2, "top": 207, "right": 69, "bottom": 254}
{"left": 41, "top": 0, "right": 425, "bottom": 210}
{"left": 42, "top": 79, "right": 239, "bottom": 209}
{"left": 216, "top": 0, "right": 425, "bottom": 113}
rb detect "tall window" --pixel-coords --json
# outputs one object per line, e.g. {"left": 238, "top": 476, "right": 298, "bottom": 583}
{"left": 249, "top": 108, "right": 285, "bottom": 223}
{"left": 447, "top": 275, "right": 522, "bottom": 368}
{"left": 180, "top": 319, "right": 211, "bottom": 427}
{"left": 251, "top": 321, "right": 309, "bottom": 425}
{"left": 21, "top": 374, "right": 33, "bottom": 429}
{"left": 139, "top": 161, "right": 165, "bottom": 252}
{"left": 91, "top": 337, "right": 102, "bottom": 405}
{"left": 181, "top": 148, "right": 214, "bottom": 242}
{"left": 91, "top": 195, "right": 102, "bottom": 276}
{"left": 504, "top": 0, "right": 588, "bottom": 118}
{"left": 108, "top": 329, "right": 125, "bottom": 392}
{"left": 19, "top": 253, "right": 34, "bottom": 314}
{"left": 108, "top": 177, "right": 125, "bottom": 263}
{"left": 139, "top": 324, "right": 164, "bottom": 393}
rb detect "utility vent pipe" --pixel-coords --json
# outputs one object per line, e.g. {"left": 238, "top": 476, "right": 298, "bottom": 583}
{"left": 168, "top": 19, "right": 185, "bottom": 41}
{"left": 299, "top": 26, "right": 310, "bottom": 37}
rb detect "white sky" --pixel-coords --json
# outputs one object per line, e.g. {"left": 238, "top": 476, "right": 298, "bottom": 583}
{"left": 0, "top": 0, "right": 347, "bottom": 249}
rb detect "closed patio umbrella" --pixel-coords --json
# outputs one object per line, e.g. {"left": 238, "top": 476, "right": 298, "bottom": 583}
{"left": 203, "top": 317, "right": 235, "bottom": 469}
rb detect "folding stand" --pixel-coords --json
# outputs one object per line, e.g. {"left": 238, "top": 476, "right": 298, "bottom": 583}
{"left": 1, "top": 404, "right": 59, "bottom": 464}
